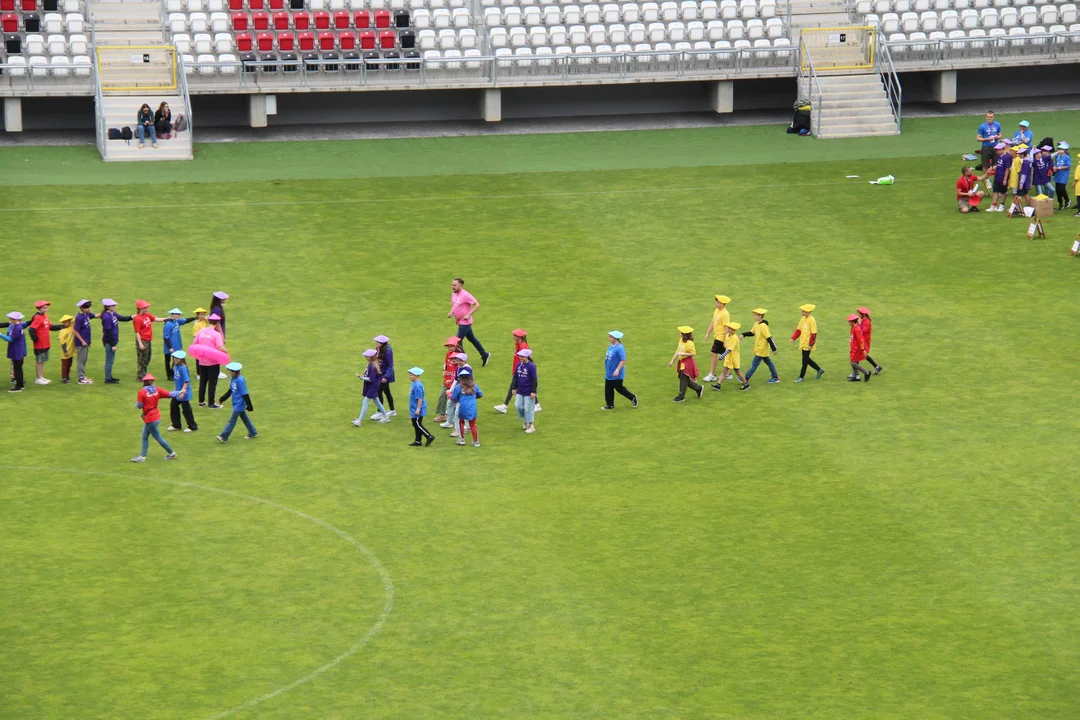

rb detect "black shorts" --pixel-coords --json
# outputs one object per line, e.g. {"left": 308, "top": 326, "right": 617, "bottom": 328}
{"left": 993, "top": 180, "right": 1007, "bottom": 194}
{"left": 711, "top": 339, "right": 725, "bottom": 354}
{"left": 1016, "top": 187, "right": 1029, "bottom": 197}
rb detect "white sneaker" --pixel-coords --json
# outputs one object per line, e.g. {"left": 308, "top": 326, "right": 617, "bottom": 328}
{"left": 702, "top": 374, "right": 717, "bottom": 382}
{"left": 534, "top": 404, "right": 542, "bottom": 412}
{"left": 78, "top": 378, "right": 94, "bottom": 385}
{"left": 351, "top": 418, "right": 362, "bottom": 427}
{"left": 450, "top": 430, "right": 460, "bottom": 437}
{"left": 386, "top": 410, "right": 397, "bottom": 417}
{"left": 524, "top": 425, "right": 536, "bottom": 434}
{"left": 493, "top": 404, "right": 508, "bottom": 413}
{"left": 131, "top": 456, "right": 146, "bottom": 463}
{"left": 370, "top": 413, "right": 384, "bottom": 421}
{"left": 165, "top": 426, "right": 179, "bottom": 432}
{"left": 456, "top": 438, "right": 466, "bottom": 445}
{"left": 34, "top": 378, "right": 48, "bottom": 385}
{"left": 378, "top": 416, "right": 391, "bottom": 424}
{"left": 183, "top": 428, "right": 193, "bottom": 433}
{"left": 439, "top": 421, "right": 454, "bottom": 428}
{"left": 472, "top": 441, "right": 480, "bottom": 447}
{"left": 42, "top": 378, "right": 51, "bottom": 384}
{"left": 218, "top": 372, "right": 227, "bottom": 379}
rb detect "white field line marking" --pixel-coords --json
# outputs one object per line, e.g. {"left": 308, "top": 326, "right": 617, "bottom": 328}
{"left": 0, "top": 176, "right": 953, "bottom": 214}
{"left": 0, "top": 465, "right": 394, "bottom": 720}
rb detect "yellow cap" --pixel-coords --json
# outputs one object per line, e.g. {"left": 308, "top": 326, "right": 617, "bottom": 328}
{"left": 725, "top": 321, "right": 741, "bottom": 330}
{"left": 59, "top": 314, "right": 74, "bottom": 322}
{"left": 1015, "top": 144, "right": 1028, "bottom": 151}
{"left": 752, "top": 308, "right": 767, "bottom": 315}
{"left": 799, "top": 304, "right": 816, "bottom": 312}
{"left": 714, "top": 295, "right": 731, "bottom": 304}
{"left": 194, "top": 307, "right": 207, "bottom": 314}
{"left": 677, "top": 325, "right": 694, "bottom": 334}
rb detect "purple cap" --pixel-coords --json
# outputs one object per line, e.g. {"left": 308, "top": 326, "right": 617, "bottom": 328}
{"left": 208, "top": 313, "right": 221, "bottom": 321}
{"left": 1041, "top": 144, "right": 1053, "bottom": 151}
{"left": 994, "top": 142, "right": 1006, "bottom": 149}
{"left": 6, "top": 311, "right": 23, "bottom": 320}
{"left": 453, "top": 352, "right": 468, "bottom": 361}
{"left": 362, "top": 348, "right": 377, "bottom": 357}
{"left": 213, "top": 291, "right": 229, "bottom": 300}
{"left": 516, "top": 348, "right": 533, "bottom": 358}
{"left": 76, "top": 299, "right": 89, "bottom": 307}
{"left": 102, "top": 298, "right": 116, "bottom": 306}
{"left": 374, "top": 334, "right": 389, "bottom": 343}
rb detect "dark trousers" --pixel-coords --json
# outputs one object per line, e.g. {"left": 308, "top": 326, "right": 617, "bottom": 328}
{"left": 170, "top": 398, "right": 198, "bottom": 430}
{"left": 164, "top": 354, "right": 174, "bottom": 381}
{"left": 1056, "top": 182, "right": 1070, "bottom": 208}
{"left": 865, "top": 354, "right": 879, "bottom": 368}
{"left": 412, "top": 416, "right": 434, "bottom": 442}
{"left": 676, "top": 372, "right": 701, "bottom": 399}
{"left": 456, "top": 324, "right": 488, "bottom": 358}
{"left": 378, "top": 383, "right": 395, "bottom": 411}
{"left": 800, "top": 349, "right": 822, "bottom": 378}
{"left": 61, "top": 357, "right": 72, "bottom": 381}
{"left": 136, "top": 341, "right": 152, "bottom": 379}
{"left": 11, "top": 358, "right": 24, "bottom": 389}
{"left": 980, "top": 145, "right": 996, "bottom": 172}
{"left": 198, "top": 363, "right": 219, "bottom": 404}
{"left": 605, "top": 379, "right": 635, "bottom": 406}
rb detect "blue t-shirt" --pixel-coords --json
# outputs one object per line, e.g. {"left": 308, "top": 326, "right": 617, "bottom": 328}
{"left": 229, "top": 375, "right": 249, "bottom": 411}
{"left": 1053, "top": 152, "right": 1071, "bottom": 184}
{"left": 450, "top": 384, "right": 483, "bottom": 420}
{"left": 978, "top": 121, "right": 1002, "bottom": 147}
{"left": 409, "top": 379, "right": 426, "bottom": 418}
{"left": 1012, "top": 129, "right": 1033, "bottom": 146}
{"left": 605, "top": 342, "right": 626, "bottom": 380}
{"left": 173, "top": 364, "right": 191, "bottom": 402}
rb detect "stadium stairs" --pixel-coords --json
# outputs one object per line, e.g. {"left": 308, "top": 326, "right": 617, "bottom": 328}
{"left": 801, "top": 71, "right": 900, "bottom": 137}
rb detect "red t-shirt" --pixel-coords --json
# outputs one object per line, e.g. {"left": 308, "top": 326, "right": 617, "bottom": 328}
{"left": 442, "top": 351, "right": 457, "bottom": 389}
{"left": 860, "top": 318, "right": 873, "bottom": 350}
{"left": 29, "top": 313, "right": 52, "bottom": 350}
{"left": 132, "top": 312, "right": 157, "bottom": 341}
{"left": 511, "top": 339, "right": 529, "bottom": 372}
{"left": 137, "top": 386, "right": 166, "bottom": 423}
{"left": 849, "top": 324, "right": 867, "bottom": 362}
{"left": 956, "top": 175, "right": 977, "bottom": 200}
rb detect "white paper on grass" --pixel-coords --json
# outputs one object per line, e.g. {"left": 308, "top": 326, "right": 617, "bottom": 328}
{"left": 1024, "top": 206, "right": 1035, "bottom": 217}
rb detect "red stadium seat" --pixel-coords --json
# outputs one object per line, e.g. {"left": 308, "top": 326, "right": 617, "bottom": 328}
{"left": 272, "top": 10, "right": 288, "bottom": 29}
{"left": 317, "top": 30, "right": 335, "bottom": 49}
{"left": 252, "top": 10, "right": 269, "bottom": 30}
{"left": 232, "top": 12, "right": 248, "bottom": 30}
{"left": 235, "top": 31, "right": 253, "bottom": 51}
{"left": 313, "top": 9, "right": 330, "bottom": 29}
{"left": 358, "top": 29, "right": 376, "bottom": 49}
{"left": 249, "top": 0, "right": 264, "bottom": 10}
{"left": 298, "top": 30, "right": 314, "bottom": 51}
{"left": 333, "top": 9, "right": 348, "bottom": 28}
{"left": 353, "top": 9, "right": 369, "bottom": 28}
{"left": 378, "top": 28, "right": 395, "bottom": 48}
{"left": 0, "top": 0, "right": 15, "bottom": 12}
{"left": 268, "top": 0, "right": 283, "bottom": 8}
{"left": 277, "top": 31, "right": 294, "bottom": 50}
{"left": 338, "top": 30, "right": 356, "bottom": 50}
{"left": 2, "top": 12, "right": 19, "bottom": 32}
{"left": 292, "top": 11, "right": 309, "bottom": 29}
{"left": 374, "top": 9, "right": 390, "bottom": 28}
{"left": 256, "top": 31, "right": 273, "bottom": 51}
{"left": 22, "top": 0, "right": 37, "bottom": 9}
{"left": 229, "top": 0, "right": 242, "bottom": 9}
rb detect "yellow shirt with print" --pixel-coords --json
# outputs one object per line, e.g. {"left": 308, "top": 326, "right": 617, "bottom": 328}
{"left": 722, "top": 332, "right": 740, "bottom": 369}
{"left": 676, "top": 339, "right": 696, "bottom": 373}
{"left": 1009, "top": 155, "right": 1022, "bottom": 189}
{"left": 796, "top": 315, "right": 817, "bottom": 351}
{"left": 711, "top": 308, "right": 729, "bottom": 340}
{"left": 751, "top": 321, "right": 773, "bottom": 357}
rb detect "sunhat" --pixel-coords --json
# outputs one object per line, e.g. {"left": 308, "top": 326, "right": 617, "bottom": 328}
{"left": 213, "top": 291, "right": 229, "bottom": 300}
{"left": 858, "top": 307, "right": 871, "bottom": 315}
{"left": 408, "top": 367, "right": 424, "bottom": 375}
{"left": 194, "top": 307, "right": 207, "bottom": 313}
{"left": 1040, "top": 145, "right": 1053, "bottom": 151}
{"left": 608, "top": 330, "right": 624, "bottom": 339}
{"left": 512, "top": 328, "right": 527, "bottom": 337}
{"left": 714, "top": 295, "right": 731, "bottom": 303}
{"left": 59, "top": 314, "right": 74, "bottom": 323}
{"left": 994, "top": 142, "right": 1006, "bottom": 149}
{"left": 142, "top": 373, "right": 156, "bottom": 382}
{"left": 362, "top": 349, "right": 377, "bottom": 358}
{"left": 458, "top": 369, "right": 472, "bottom": 377}
{"left": 6, "top": 311, "right": 23, "bottom": 320}
{"left": 135, "top": 300, "right": 150, "bottom": 309}
{"left": 102, "top": 298, "right": 117, "bottom": 306}
{"left": 1019, "top": 120, "right": 1030, "bottom": 127}
{"left": 752, "top": 308, "right": 767, "bottom": 315}
{"left": 847, "top": 313, "right": 860, "bottom": 322}
{"left": 171, "top": 350, "right": 187, "bottom": 359}
{"left": 1058, "top": 141, "right": 1070, "bottom": 149}
{"left": 374, "top": 335, "right": 389, "bottom": 343}
{"left": 516, "top": 348, "right": 533, "bottom": 358}
{"left": 208, "top": 313, "right": 221, "bottom": 321}
{"left": 34, "top": 300, "right": 50, "bottom": 309}
{"left": 453, "top": 352, "right": 468, "bottom": 361}
{"left": 77, "top": 299, "right": 90, "bottom": 307}
{"left": 799, "top": 304, "right": 816, "bottom": 312}
{"left": 225, "top": 362, "right": 242, "bottom": 371}
{"left": 725, "top": 321, "right": 741, "bottom": 330}
{"left": 444, "top": 336, "right": 460, "bottom": 346}
{"left": 677, "top": 325, "right": 694, "bottom": 334}
{"left": 169, "top": 308, "right": 182, "bottom": 315}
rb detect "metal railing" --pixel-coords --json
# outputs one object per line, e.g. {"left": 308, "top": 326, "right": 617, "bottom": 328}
{"left": 884, "top": 30, "right": 1080, "bottom": 64}
{"left": 875, "top": 27, "right": 901, "bottom": 132}
{"left": 176, "top": 50, "right": 194, "bottom": 141}
{"left": 797, "top": 37, "right": 823, "bottom": 137}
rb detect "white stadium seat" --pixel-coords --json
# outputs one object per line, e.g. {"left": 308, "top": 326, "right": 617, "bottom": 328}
{"left": 73, "top": 55, "right": 91, "bottom": 76}
{"left": 65, "top": 13, "right": 83, "bottom": 33}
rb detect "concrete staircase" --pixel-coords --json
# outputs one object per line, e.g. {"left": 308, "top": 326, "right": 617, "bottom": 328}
{"left": 100, "top": 94, "right": 192, "bottom": 160}
{"left": 787, "top": 0, "right": 851, "bottom": 29}
{"left": 801, "top": 72, "right": 900, "bottom": 139}
{"left": 88, "top": 0, "right": 164, "bottom": 45}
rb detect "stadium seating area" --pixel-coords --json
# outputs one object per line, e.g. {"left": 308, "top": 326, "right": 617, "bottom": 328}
{"left": 1, "top": 0, "right": 92, "bottom": 78}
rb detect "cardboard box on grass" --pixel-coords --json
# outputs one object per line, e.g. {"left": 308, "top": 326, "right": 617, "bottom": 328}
{"left": 1033, "top": 196, "right": 1054, "bottom": 218}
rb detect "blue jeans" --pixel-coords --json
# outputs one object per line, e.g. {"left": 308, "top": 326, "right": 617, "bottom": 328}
{"left": 745, "top": 355, "right": 778, "bottom": 381}
{"left": 136, "top": 123, "right": 156, "bottom": 143}
{"left": 360, "top": 396, "right": 386, "bottom": 420}
{"left": 1036, "top": 183, "right": 1055, "bottom": 198}
{"left": 456, "top": 324, "right": 488, "bottom": 358}
{"left": 221, "top": 409, "right": 257, "bottom": 440}
{"left": 514, "top": 393, "right": 535, "bottom": 423}
{"left": 141, "top": 420, "right": 173, "bottom": 457}
{"left": 103, "top": 343, "right": 116, "bottom": 381}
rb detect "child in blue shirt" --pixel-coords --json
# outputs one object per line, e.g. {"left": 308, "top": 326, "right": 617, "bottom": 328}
{"left": 407, "top": 367, "right": 435, "bottom": 447}
{"left": 165, "top": 350, "right": 198, "bottom": 433}
{"left": 161, "top": 308, "right": 195, "bottom": 381}
{"left": 216, "top": 362, "right": 257, "bottom": 443}
{"left": 450, "top": 369, "right": 482, "bottom": 447}
{"left": 1054, "top": 142, "right": 1072, "bottom": 210}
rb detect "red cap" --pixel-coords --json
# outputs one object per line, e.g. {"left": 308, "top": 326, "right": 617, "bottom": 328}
{"left": 847, "top": 313, "right": 859, "bottom": 322}
{"left": 857, "top": 307, "right": 871, "bottom": 315}
{"left": 444, "top": 336, "right": 460, "bottom": 346}
{"left": 511, "top": 328, "right": 527, "bottom": 337}
{"left": 142, "top": 373, "right": 156, "bottom": 382}
{"left": 135, "top": 300, "right": 150, "bottom": 309}
{"left": 34, "top": 300, "right": 50, "bottom": 309}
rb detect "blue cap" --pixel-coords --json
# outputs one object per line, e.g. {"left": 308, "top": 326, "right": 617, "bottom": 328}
{"left": 1019, "top": 120, "right": 1030, "bottom": 127}
{"left": 608, "top": 330, "right": 624, "bottom": 339}
{"left": 408, "top": 366, "right": 424, "bottom": 376}
{"left": 169, "top": 308, "right": 182, "bottom": 315}
{"left": 225, "top": 362, "right": 242, "bottom": 371}
{"left": 171, "top": 350, "right": 187, "bottom": 359}
{"left": 458, "top": 369, "right": 471, "bottom": 377}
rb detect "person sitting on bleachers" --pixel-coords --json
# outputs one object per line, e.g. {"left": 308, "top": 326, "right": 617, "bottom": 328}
{"left": 154, "top": 102, "right": 173, "bottom": 140}
{"left": 135, "top": 103, "right": 158, "bottom": 149}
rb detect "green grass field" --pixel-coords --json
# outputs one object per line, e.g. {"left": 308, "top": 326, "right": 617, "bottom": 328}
{"left": 2, "top": 112, "right": 1079, "bottom": 719}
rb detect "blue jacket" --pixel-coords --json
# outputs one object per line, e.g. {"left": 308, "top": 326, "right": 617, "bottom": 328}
{"left": 173, "top": 364, "right": 192, "bottom": 402}
{"left": 161, "top": 317, "right": 191, "bottom": 355}
{"left": 451, "top": 384, "right": 483, "bottom": 420}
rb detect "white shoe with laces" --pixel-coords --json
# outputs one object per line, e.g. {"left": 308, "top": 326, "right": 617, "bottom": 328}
{"left": 493, "top": 404, "right": 508, "bottom": 413}
{"left": 702, "top": 374, "right": 717, "bottom": 382}
{"left": 131, "top": 456, "right": 146, "bottom": 463}
{"left": 534, "top": 404, "right": 542, "bottom": 412}
{"left": 386, "top": 410, "right": 397, "bottom": 417}
{"left": 378, "top": 416, "right": 391, "bottom": 424}
{"left": 351, "top": 418, "right": 362, "bottom": 427}
{"left": 371, "top": 413, "right": 384, "bottom": 421}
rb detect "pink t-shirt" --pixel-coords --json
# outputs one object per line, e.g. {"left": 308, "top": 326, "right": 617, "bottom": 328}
{"left": 451, "top": 289, "right": 477, "bottom": 326}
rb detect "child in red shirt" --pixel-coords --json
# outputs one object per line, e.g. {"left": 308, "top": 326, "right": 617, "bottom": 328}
{"left": 847, "top": 314, "right": 871, "bottom": 383}
{"left": 956, "top": 166, "right": 986, "bottom": 214}
{"left": 493, "top": 328, "right": 533, "bottom": 414}
{"left": 28, "top": 300, "right": 63, "bottom": 385}
{"left": 433, "top": 336, "right": 461, "bottom": 423}
{"left": 857, "top": 307, "right": 882, "bottom": 375}
{"left": 133, "top": 373, "right": 179, "bottom": 462}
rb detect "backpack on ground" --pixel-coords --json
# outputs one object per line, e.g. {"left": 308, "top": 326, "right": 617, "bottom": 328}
{"left": 107, "top": 127, "right": 122, "bottom": 140}
{"left": 120, "top": 126, "right": 133, "bottom": 144}
{"left": 175, "top": 114, "right": 187, "bottom": 132}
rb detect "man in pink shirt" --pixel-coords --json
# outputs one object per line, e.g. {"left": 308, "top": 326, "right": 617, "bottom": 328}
{"left": 448, "top": 277, "right": 490, "bottom": 366}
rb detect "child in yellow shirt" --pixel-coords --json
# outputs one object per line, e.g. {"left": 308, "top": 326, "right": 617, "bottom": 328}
{"left": 57, "top": 314, "right": 76, "bottom": 384}
{"left": 668, "top": 326, "right": 703, "bottom": 402}
{"left": 711, "top": 322, "right": 751, "bottom": 391}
